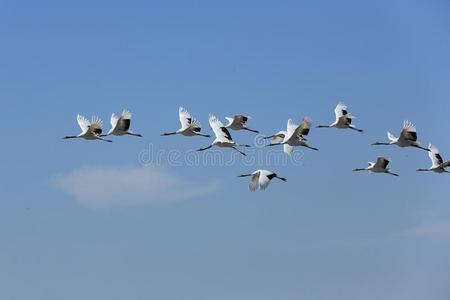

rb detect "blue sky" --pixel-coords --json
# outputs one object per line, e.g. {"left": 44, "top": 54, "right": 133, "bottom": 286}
{"left": 1, "top": 0, "right": 450, "bottom": 299}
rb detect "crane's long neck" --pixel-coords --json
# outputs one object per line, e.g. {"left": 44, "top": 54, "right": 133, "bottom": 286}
{"left": 349, "top": 126, "right": 364, "bottom": 133}
{"left": 275, "top": 175, "right": 287, "bottom": 182}
{"left": 386, "top": 171, "right": 399, "bottom": 177}
{"left": 126, "top": 132, "right": 143, "bottom": 137}
{"left": 195, "top": 132, "right": 211, "bottom": 138}
{"left": 304, "top": 144, "right": 319, "bottom": 151}
{"left": 243, "top": 127, "right": 259, "bottom": 133}
{"left": 96, "top": 135, "right": 113, "bottom": 143}
{"left": 413, "top": 144, "right": 430, "bottom": 152}
{"left": 232, "top": 146, "right": 247, "bottom": 156}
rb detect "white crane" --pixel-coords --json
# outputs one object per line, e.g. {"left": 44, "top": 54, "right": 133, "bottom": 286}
{"left": 197, "top": 114, "right": 251, "bottom": 156}
{"left": 317, "top": 102, "right": 364, "bottom": 132}
{"left": 162, "top": 107, "right": 210, "bottom": 138}
{"left": 105, "top": 110, "right": 142, "bottom": 137}
{"left": 417, "top": 144, "right": 450, "bottom": 173}
{"left": 225, "top": 114, "right": 259, "bottom": 133}
{"left": 63, "top": 114, "right": 112, "bottom": 142}
{"left": 372, "top": 120, "right": 429, "bottom": 151}
{"left": 353, "top": 156, "right": 399, "bottom": 176}
{"left": 238, "top": 170, "right": 287, "bottom": 191}
{"left": 265, "top": 117, "right": 319, "bottom": 155}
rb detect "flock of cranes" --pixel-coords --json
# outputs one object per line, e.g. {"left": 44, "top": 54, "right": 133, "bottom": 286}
{"left": 63, "top": 110, "right": 142, "bottom": 143}
{"left": 64, "top": 103, "right": 450, "bottom": 191}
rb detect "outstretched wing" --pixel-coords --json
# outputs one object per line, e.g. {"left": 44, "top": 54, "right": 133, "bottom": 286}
{"left": 285, "top": 119, "right": 299, "bottom": 142}
{"left": 234, "top": 114, "right": 250, "bottom": 125}
{"left": 296, "top": 117, "right": 312, "bottom": 137}
{"left": 77, "top": 114, "right": 90, "bottom": 134}
{"left": 428, "top": 144, "right": 444, "bottom": 168}
{"left": 399, "top": 120, "right": 418, "bottom": 142}
{"left": 283, "top": 144, "right": 293, "bottom": 156}
{"left": 178, "top": 107, "right": 193, "bottom": 130}
{"left": 249, "top": 172, "right": 260, "bottom": 191}
{"left": 190, "top": 118, "right": 202, "bottom": 132}
{"left": 116, "top": 109, "right": 132, "bottom": 131}
{"left": 374, "top": 157, "right": 390, "bottom": 169}
{"left": 179, "top": 107, "right": 202, "bottom": 132}
{"left": 225, "top": 117, "right": 234, "bottom": 127}
{"left": 209, "top": 114, "right": 233, "bottom": 142}
{"left": 259, "top": 171, "right": 272, "bottom": 190}
{"left": 225, "top": 115, "right": 250, "bottom": 128}
{"left": 89, "top": 116, "right": 103, "bottom": 135}
{"left": 334, "top": 102, "right": 349, "bottom": 119}
{"left": 110, "top": 113, "right": 119, "bottom": 131}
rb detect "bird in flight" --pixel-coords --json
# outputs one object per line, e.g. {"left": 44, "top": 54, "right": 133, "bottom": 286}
{"left": 317, "top": 102, "right": 364, "bottom": 132}
{"left": 225, "top": 114, "right": 259, "bottom": 133}
{"left": 63, "top": 114, "right": 112, "bottom": 142}
{"left": 266, "top": 117, "right": 319, "bottom": 154}
{"left": 197, "top": 114, "right": 251, "bottom": 156}
{"left": 104, "top": 110, "right": 142, "bottom": 137}
{"left": 417, "top": 144, "right": 450, "bottom": 173}
{"left": 238, "top": 170, "right": 287, "bottom": 191}
{"left": 162, "top": 107, "right": 210, "bottom": 138}
{"left": 353, "top": 156, "right": 399, "bottom": 176}
{"left": 372, "top": 120, "right": 429, "bottom": 151}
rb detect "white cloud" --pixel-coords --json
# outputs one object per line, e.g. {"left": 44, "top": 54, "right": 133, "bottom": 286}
{"left": 401, "top": 220, "right": 450, "bottom": 240}
{"left": 52, "top": 166, "right": 220, "bottom": 209}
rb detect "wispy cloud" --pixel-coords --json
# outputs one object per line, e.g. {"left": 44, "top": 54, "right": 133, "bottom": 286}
{"left": 52, "top": 166, "right": 220, "bottom": 209}
{"left": 401, "top": 220, "right": 450, "bottom": 241}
